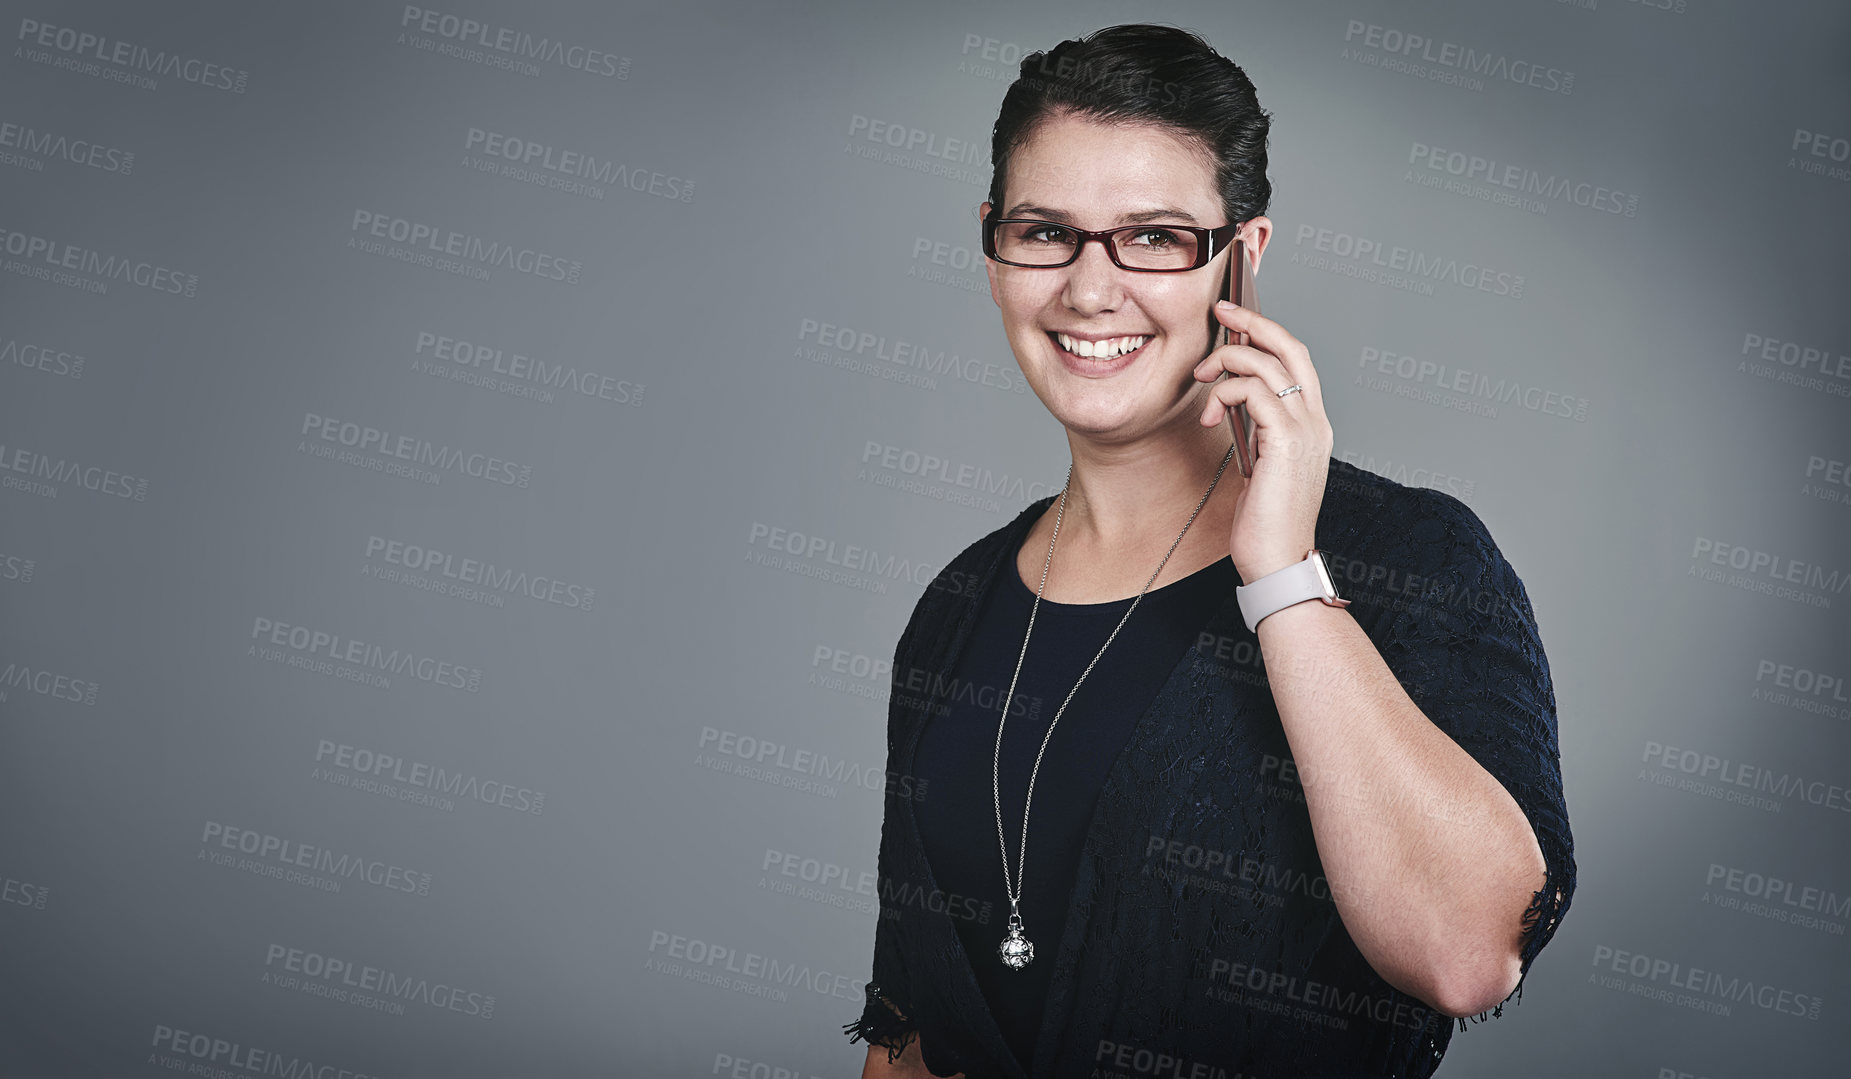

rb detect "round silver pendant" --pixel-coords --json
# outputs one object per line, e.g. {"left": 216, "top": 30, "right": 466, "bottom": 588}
{"left": 998, "top": 920, "right": 1034, "bottom": 970}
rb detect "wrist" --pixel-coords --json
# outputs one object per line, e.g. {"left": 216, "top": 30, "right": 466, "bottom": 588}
{"left": 1235, "top": 545, "right": 1315, "bottom": 584}
{"left": 1234, "top": 547, "right": 1350, "bottom": 632}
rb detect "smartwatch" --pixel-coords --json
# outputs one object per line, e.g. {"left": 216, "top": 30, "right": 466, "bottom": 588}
{"left": 1235, "top": 548, "right": 1350, "bottom": 631}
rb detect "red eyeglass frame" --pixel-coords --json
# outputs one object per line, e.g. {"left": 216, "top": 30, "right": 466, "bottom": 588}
{"left": 981, "top": 209, "right": 1243, "bottom": 271}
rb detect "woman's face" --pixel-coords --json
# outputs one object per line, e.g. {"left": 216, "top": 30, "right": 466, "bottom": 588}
{"left": 981, "top": 111, "right": 1268, "bottom": 442}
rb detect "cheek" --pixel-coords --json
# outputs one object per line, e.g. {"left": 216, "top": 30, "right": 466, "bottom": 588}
{"left": 997, "top": 278, "right": 1058, "bottom": 320}
{"left": 1147, "top": 287, "right": 1215, "bottom": 338}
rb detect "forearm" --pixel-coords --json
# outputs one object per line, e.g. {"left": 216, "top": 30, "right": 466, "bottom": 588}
{"left": 856, "top": 990, "right": 963, "bottom": 1079}
{"left": 860, "top": 1039, "right": 964, "bottom": 1078}
{"left": 1255, "top": 598, "right": 1546, "bottom": 1017}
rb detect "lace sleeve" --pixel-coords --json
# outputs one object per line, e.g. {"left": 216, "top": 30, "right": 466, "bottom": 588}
{"left": 1365, "top": 490, "right": 1576, "bottom": 1020}
{"left": 842, "top": 825, "right": 920, "bottom": 1062}
{"left": 843, "top": 619, "right": 921, "bottom": 1063}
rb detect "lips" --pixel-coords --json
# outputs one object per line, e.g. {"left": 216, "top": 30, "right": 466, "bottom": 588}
{"left": 1051, "top": 332, "right": 1151, "bottom": 360}
{"left": 1045, "top": 331, "right": 1149, "bottom": 377}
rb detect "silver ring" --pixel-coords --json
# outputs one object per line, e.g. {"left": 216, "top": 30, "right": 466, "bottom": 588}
{"left": 1277, "top": 383, "right": 1304, "bottom": 398}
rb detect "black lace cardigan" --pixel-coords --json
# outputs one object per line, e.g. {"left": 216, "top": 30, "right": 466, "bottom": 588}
{"left": 845, "top": 458, "right": 1574, "bottom": 1079}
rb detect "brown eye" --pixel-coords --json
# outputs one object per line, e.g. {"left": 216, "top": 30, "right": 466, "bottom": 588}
{"left": 1125, "top": 228, "right": 1184, "bottom": 248}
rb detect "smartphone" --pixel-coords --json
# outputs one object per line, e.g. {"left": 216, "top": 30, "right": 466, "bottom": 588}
{"left": 1220, "top": 238, "right": 1259, "bottom": 478}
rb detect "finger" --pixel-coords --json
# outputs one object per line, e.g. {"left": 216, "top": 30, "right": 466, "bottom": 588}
{"left": 1212, "top": 302, "right": 1324, "bottom": 410}
{"left": 1194, "top": 342, "right": 1303, "bottom": 405}
{"left": 1212, "top": 311, "right": 1320, "bottom": 413}
{"left": 1197, "top": 373, "right": 1303, "bottom": 430}
{"left": 1195, "top": 345, "right": 1322, "bottom": 433}
{"left": 1200, "top": 377, "right": 1334, "bottom": 478}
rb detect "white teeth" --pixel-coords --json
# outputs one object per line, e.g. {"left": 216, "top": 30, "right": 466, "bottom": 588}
{"left": 1055, "top": 333, "right": 1148, "bottom": 359}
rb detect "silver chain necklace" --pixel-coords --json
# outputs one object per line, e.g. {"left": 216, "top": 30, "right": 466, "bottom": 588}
{"left": 992, "top": 441, "right": 1238, "bottom": 970}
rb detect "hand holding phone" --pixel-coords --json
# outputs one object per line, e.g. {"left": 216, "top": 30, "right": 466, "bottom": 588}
{"left": 1220, "top": 239, "right": 1259, "bottom": 478}
{"left": 1200, "top": 235, "right": 1335, "bottom": 584}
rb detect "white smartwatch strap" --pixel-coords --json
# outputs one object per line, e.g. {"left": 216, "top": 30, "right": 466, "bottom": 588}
{"left": 1235, "top": 549, "right": 1350, "bottom": 632}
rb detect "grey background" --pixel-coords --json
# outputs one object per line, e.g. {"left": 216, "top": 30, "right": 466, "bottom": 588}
{"left": 1, "top": 0, "right": 1847, "bottom": 1075}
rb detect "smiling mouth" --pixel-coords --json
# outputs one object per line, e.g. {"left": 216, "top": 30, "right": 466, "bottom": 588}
{"left": 1048, "top": 332, "right": 1151, "bottom": 360}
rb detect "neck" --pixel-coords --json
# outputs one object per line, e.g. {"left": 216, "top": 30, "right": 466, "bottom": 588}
{"left": 1057, "top": 420, "right": 1245, "bottom": 554}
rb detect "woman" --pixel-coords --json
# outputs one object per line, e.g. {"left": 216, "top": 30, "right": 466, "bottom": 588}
{"left": 846, "top": 24, "right": 1573, "bottom": 1079}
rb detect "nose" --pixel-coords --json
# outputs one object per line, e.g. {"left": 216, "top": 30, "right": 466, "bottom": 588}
{"left": 1060, "top": 236, "right": 1124, "bottom": 316}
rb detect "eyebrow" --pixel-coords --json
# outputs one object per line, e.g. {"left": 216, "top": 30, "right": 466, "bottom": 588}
{"left": 1002, "top": 203, "right": 1202, "bottom": 225}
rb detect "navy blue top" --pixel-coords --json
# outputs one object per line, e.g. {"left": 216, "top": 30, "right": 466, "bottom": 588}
{"left": 912, "top": 551, "right": 1239, "bottom": 1072}
{"left": 847, "top": 459, "right": 1575, "bottom": 1079}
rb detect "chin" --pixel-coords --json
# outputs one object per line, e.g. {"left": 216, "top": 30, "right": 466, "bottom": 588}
{"left": 1040, "top": 388, "right": 1161, "bottom": 440}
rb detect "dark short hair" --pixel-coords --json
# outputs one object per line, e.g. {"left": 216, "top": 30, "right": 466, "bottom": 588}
{"left": 988, "top": 24, "right": 1272, "bottom": 227}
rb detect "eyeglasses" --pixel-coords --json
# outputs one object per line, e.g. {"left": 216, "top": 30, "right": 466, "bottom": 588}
{"left": 981, "top": 211, "right": 1241, "bottom": 271}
